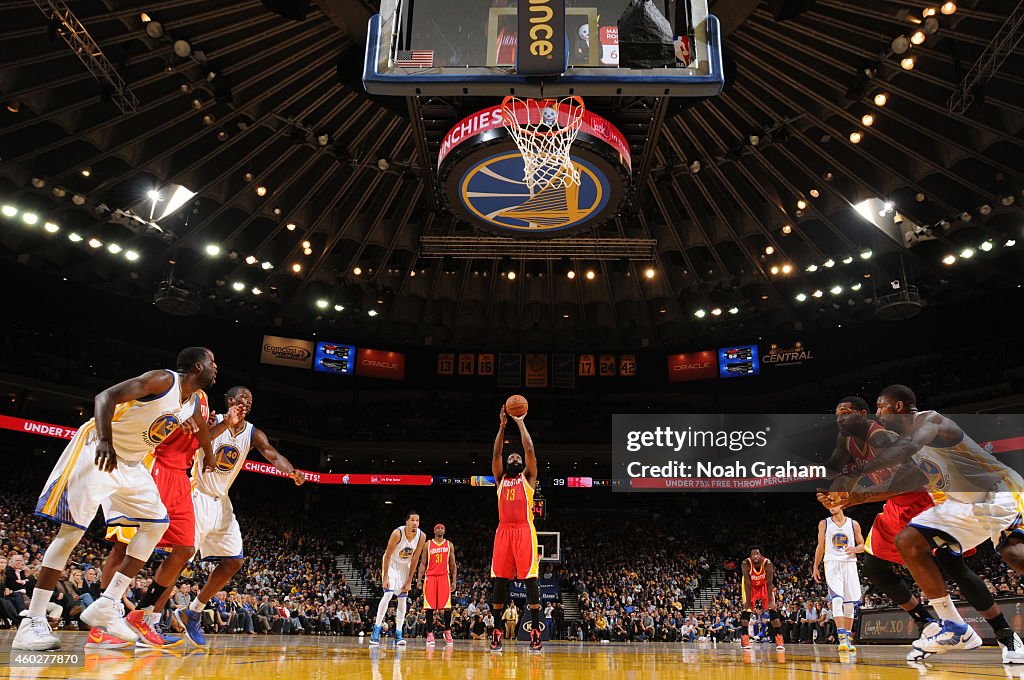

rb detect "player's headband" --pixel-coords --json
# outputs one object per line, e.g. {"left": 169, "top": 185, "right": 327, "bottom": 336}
{"left": 434, "top": 524, "right": 445, "bottom": 532}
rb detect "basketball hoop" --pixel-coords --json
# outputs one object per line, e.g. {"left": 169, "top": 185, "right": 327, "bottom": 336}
{"left": 501, "top": 96, "right": 586, "bottom": 195}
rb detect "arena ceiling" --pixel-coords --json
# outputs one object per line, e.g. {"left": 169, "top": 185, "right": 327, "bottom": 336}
{"left": 0, "top": 0, "right": 1021, "bottom": 351}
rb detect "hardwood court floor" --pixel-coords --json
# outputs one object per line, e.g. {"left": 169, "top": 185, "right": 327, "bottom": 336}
{"left": 0, "top": 632, "right": 1013, "bottom": 679}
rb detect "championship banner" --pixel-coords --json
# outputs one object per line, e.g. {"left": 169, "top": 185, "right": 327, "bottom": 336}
{"left": 578, "top": 354, "right": 596, "bottom": 377}
{"left": 437, "top": 353, "right": 455, "bottom": 375}
{"left": 458, "top": 353, "right": 476, "bottom": 376}
{"left": 552, "top": 354, "right": 575, "bottom": 388}
{"left": 478, "top": 353, "right": 495, "bottom": 376}
{"left": 260, "top": 335, "right": 314, "bottom": 369}
{"left": 498, "top": 353, "right": 522, "bottom": 387}
{"left": 356, "top": 348, "right": 406, "bottom": 380}
{"left": 525, "top": 353, "right": 548, "bottom": 387}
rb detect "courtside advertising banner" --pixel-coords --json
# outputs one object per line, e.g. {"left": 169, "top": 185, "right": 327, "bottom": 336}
{"left": 355, "top": 347, "right": 406, "bottom": 380}
{"left": 613, "top": 413, "right": 1024, "bottom": 492}
{"left": 260, "top": 335, "right": 314, "bottom": 369}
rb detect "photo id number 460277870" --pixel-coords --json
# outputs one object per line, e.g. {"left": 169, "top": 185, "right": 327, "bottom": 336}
{"left": 9, "top": 651, "right": 84, "bottom": 667}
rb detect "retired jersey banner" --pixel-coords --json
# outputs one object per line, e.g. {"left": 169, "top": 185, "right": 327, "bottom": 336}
{"left": 437, "top": 353, "right": 455, "bottom": 375}
{"left": 478, "top": 353, "right": 495, "bottom": 376}
{"left": 619, "top": 355, "right": 637, "bottom": 377}
{"left": 356, "top": 348, "right": 406, "bottom": 380}
{"left": 525, "top": 353, "right": 548, "bottom": 387}
{"left": 458, "top": 353, "right": 476, "bottom": 376}
{"left": 498, "top": 353, "right": 522, "bottom": 387}
{"left": 578, "top": 354, "right": 596, "bottom": 377}
{"left": 599, "top": 355, "right": 617, "bottom": 377}
{"left": 552, "top": 354, "right": 575, "bottom": 388}
{"left": 260, "top": 335, "right": 314, "bottom": 369}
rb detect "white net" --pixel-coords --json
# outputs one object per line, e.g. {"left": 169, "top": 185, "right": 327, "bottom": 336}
{"left": 501, "top": 96, "right": 586, "bottom": 196}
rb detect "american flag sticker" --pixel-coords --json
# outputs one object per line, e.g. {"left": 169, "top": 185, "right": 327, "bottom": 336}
{"left": 394, "top": 50, "right": 434, "bottom": 68}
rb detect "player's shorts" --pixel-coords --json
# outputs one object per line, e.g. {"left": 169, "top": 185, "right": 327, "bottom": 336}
{"left": 864, "top": 491, "right": 934, "bottom": 564}
{"left": 423, "top": 574, "right": 452, "bottom": 610}
{"left": 491, "top": 523, "right": 538, "bottom": 580}
{"left": 104, "top": 460, "right": 195, "bottom": 548}
{"left": 909, "top": 491, "right": 1024, "bottom": 554}
{"left": 824, "top": 560, "right": 862, "bottom": 603}
{"left": 34, "top": 425, "right": 167, "bottom": 530}
{"left": 386, "top": 562, "right": 413, "bottom": 594}
{"left": 193, "top": 491, "right": 243, "bottom": 560}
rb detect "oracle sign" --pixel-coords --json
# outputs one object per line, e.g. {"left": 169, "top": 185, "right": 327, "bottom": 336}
{"left": 355, "top": 347, "right": 406, "bottom": 380}
{"left": 667, "top": 350, "right": 718, "bottom": 382}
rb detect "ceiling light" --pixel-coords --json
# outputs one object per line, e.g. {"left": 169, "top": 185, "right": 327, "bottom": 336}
{"left": 202, "top": 114, "right": 215, "bottom": 126}
{"left": 585, "top": 270, "right": 595, "bottom": 280}
{"left": 316, "top": 299, "right": 328, "bottom": 309}
{"left": 781, "top": 264, "right": 793, "bottom": 274}
{"left": 44, "top": 222, "right": 59, "bottom": 233}
{"left": 21, "top": 212, "right": 38, "bottom": 225}
{"left": 243, "top": 172, "right": 254, "bottom": 182}
{"left": 5, "top": 101, "right": 20, "bottom": 113}
{"left": 1004, "top": 239, "right": 1015, "bottom": 247}
{"left": 125, "top": 250, "right": 139, "bottom": 261}
{"left": 795, "top": 293, "right": 807, "bottom": 302}
{"left": 980, "top": 241, "right": 993, "bottom": 252}
{"left": 507, "top": 270, "right": 516, "bottom": 280}
{"left": 245, "top": 255, "right": 257, "bottom": 265}
{"left": 923, "top": 7, "right": 937, "bottom": 17}
{"left": 140, "top": 12, "right": 152, "bottom": 22}
{"left": 960, "top": 212, "right": 972, "bottom": 222}
{"left": 145, "top": 21, "right": 163, "bottom": 39}
{"left": 891, "top": 35, "right": 910, "bottom": 55}
{"left": 409, "top": 269, "right": 416, "bottom": 277}
{"left": 232, "top": 282, "right": 245, "bottom": 291}
{"left": 334, "top": 304, "right": 343, "bottom": 311}
{"left": 860, "top": 249, "right": 872, "bottom": 259}
{"left": 765, "top": 246, "right": 775, "bottom": 255}
{"left": 728, "top": 307, "right": 739, "bottom": 315}
{"left": 959, "top": 247, "right": 974, "bottom": 259}
{"left": 292, "top": 263, "right": 302, "bottom": 272}
{"left": 147, "top": 189, "right": 162, "bottom": 202}
{"left": 217, "top": 130, "right": 229, "bottom": 141}
{"left": 694, "top": 309, "right": 706, "bottom": 318}
{"left": 88, "top": 238, "right": 103, "bottom": 249}
{"left": 910, "top": 30, "right": 926, "bottom": 45}
{"left": 261, "top": 261, "right": 273, "bottom": 270}
{"left": 940, "top": 1, "right": 956, "bottom": 15}
{"left": 286, "top": 223, "right": 296, "bottom": 231}
{"left": 809, "top": 189, "right": 820, "bottom": 198}
{"left": 851, "top": 283, "right": 862, "bottom": 291}
{"left": 942, "top": 254, "right": 956, "bottom": 265}
{"left": 711, "top": 307, "right": 722, "bottom": 316}
{"left": 31, "top": 177, "right": 45, "bottom": 188}
{"left": 256, "top": 186, "right": 267, "bottom": 197}
{"left": 901, "top": 55, "right": 916, "bottom": 70}
{"left": 191, "top": 98, "right": 203, "bottom": 110}
{"left": 770, "top": 265, "right": 779, "bottom": 275}
{"left": 874, "top": 93, "right": 888, "bottom": 107}
{"left": 823, "top": 258, "right": 835, "bottom": 268}
{"left": 173, "top": 39, "right": 191, "bottom": 58}
{"left": 861, "top": 114, "right": 874, "bottom": 126}
{"left": 566, "top": 270, "right": 576, "bottom": 279}
{"left": 252, "top": 286, "right": 263, "bottom": 295}
{"left": 377, "top": 158, "right": 390, "bottom": 171}
{"left": 1, "top": 205, "right": 16, "bottom": 217}
{"left": 689, "top": 160, "right": 701, "bottom": 173}
{"left": 849, "top": 131, "right": 862, "bottom": 144}
{"left": 368, "top": 309, "right": 379, "bottom": 317}
{"left": 797, "top": 200, "right": 807, "bottom": 210}
{"left": 782, "top": 225, "right": 792, "bottom": 234}
{"left": 979, "top": 204, "right": 992, "bottom": 216}
{"left": 830, "top": 285, "right": 843, "bottom": 295}
{"left": 806, "top": 264, "right": 818, "bottom": 272}
{"left": 205, "top": 244, "right": 220, "bottom": 256}
{"left": 303, "top": 247, "right": 312, "bottom": 256}
{"left": 353, "top": 266, "right": 362, "bottom": 276}
{"left": 301, "top": 240, "right": 311, "bottom": 249}
{"left": 842, "top": 256, "right": 853, "bottom": 264}
{"left": 81, "top": 167, "right": 91, "bottom": 177}
{"left": 68, "top": 232, "right": 83, "bottom": 242}
{"left": 1001, "top": 194, "right": 1015, "bottom": 206}
{"left": 812, "top": 290, "right": 823, "bottom": 298}
{"left": 644, "top": 267, "right": 655, "bottom": 279}
{"left": 923, "top": 16, "right": 940, "bottom": 35}
{"left": 107, "top": 243, "right": 122, "bottom": 254}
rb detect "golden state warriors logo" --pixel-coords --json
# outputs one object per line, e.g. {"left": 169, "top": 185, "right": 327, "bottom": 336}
{"left": 831, "top": 533, "right": 850, "bottom": 549}
{"left": 399, "top": 547, "right": 415, "bottom": 559}
{"left": 917, "top": 458, "right": 948, "bottom": 490}
{"left": 214, "top": 444, "right": 241, "bottom": 473}
{"left": 459, "top": 152, "right": 610, "bottom": 236}
{"left": 147, "top": 414, "right": 180, "bottom": 445}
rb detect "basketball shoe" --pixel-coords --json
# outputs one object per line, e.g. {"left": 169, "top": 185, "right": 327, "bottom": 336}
{"left": 490, "top": 628, "right": 503, "bottom": 652}
{"left": 530, "top": 628, "right": 543, "bottom": 651}
{"left": 426, "top": 632, "right": 435, "bottom": 646}
{"left": 127, "top": 610, "right": 182, "bottom": 648}
{"left": 444, "top": 629, "right": 454, "bottom": 645}
{"left": 84, "top": 626, "right": 132, "bottom": 650}
{"left": 370, "top": 625, "right": 381, "bottom": 645}
{"left": 81, "top": 596, "right": 138, "bottom": 644}
{"left": 740, "top": 634, "right": 751, "bottom": 650}
{"left": 396, "top": 629, "right": 406, "bottom": 646}
{"left": 998, "top": 630, "right": 1024, "bottom": 664}
{"left": 171, "top": 608, "right": 206, "bottom": 647}
{"left": 12, "top": 615, "right": 60, "bottom": 651}
{"left": 775, "top": 633, "right": 785, "bottom": 651}
{"left": 907, "top": 620, "right": 981, "bottom": 660}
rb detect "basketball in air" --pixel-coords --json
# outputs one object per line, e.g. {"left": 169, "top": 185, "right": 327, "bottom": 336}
{"left": 505, "top": 394, "right": 528, "bottom": 417}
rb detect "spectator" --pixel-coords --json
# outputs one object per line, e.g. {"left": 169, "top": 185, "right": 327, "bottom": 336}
{"left": 503, "top": 601, "right": 519, "bottom": 639}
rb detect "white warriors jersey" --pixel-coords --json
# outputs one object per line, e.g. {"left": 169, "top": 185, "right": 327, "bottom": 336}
{"left": 98, "top": 370, "right": 198, "bottom": 463}
{"left": 911, "top": 410, "right": 1024, "bottom": 503}
{"left": 390, "top": 527, "right": 423, "bottom": 567}
{"left": 192, "top": 415, "right": 254, "bottom": 498}
{"left": 824, "top": 516, "right": 856, "bottom": 563}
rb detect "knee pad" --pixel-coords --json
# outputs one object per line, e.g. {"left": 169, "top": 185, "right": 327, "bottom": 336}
{"left": 525, "top": 577, "right": 541, "bottom": 605}
{"left": 934, "top": 547, "right": 995, "bottom": 611}
{"left": 42, "top": 524, "right": 86, "bottom": 570}
{"left": 831, "top": 596, "right": 844, "bottom": 620}
{"left": 492, "top": 578, "right": 509, "bottom": 607}
{"left": 862, "top": 554, "right": 913, "bottom": 606}
{"left": 125, "top": 521, "right": 168, "bottom": 561}
{"left": 843, "top": 602, "right": 856, "bottom": 620}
